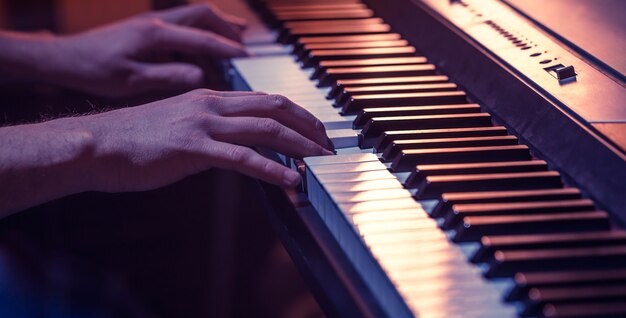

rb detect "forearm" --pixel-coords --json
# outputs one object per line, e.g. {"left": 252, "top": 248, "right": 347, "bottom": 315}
{"left": 0, "top": 31, "right": 70, "bottom": 85}
{"left": 0, "top": 118, "right": 99, "bottom": 217}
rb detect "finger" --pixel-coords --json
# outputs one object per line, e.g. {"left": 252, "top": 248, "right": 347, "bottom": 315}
{"left": 152, "top": 4, "right": 246, "bottom": 42}
{"left": 153, "top": 22, "right": 248, "bottom": 58}
{"left": 129, "top": 62, "right": 204, "bottom": 92}
{"left": 210, "top": 94, "right": 333, "bottom": 150}
{"left": 208, "top": 116, "right": 333, "bottom": 159}
{"left": 206, "top": 141, "right": 301, "bottom": 188}
{"left": 194, "top": 89, "right": 266, "bottom": 98}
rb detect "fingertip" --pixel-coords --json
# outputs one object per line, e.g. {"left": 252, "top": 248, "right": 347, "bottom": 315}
{"left": 282, "top": 169, "right": 301, "bottom": 188}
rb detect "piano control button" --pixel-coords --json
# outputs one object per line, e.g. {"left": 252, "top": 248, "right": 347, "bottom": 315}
{"left": 341, "top": 91, "right": 468, "bottom": 114}
{"left": 360, "top": 113, "right": 493, "bottom": 144}
{"left": 328, "top": 75, "right": 449, "bottom": 99}
{"left": 433, "top": 188, "right": 581, "bottom": 218}
{"left": 382, "top": 135, "right": 519, "bottom": 161}
{"left": 485, "top": 245, "right": 626, "bottom": 278}
{"left": 506, "top": 269, "right": 626, "bottom": 302}
{"left": 371, "top": 126, "right": 508, "bottom": 150}
{"left": 453, "top": 211, "right": 611, "bottom": 243}
{"left": 318, "top": 64, "right": 436, "bottom": 86}
{"left": 390, "top": 145, "right": 531, "bottom": 172}
{"left": 304, "top": 46, "right": 416, "bottom": 67}
{"left": 405, "top": 160, "right": 548, "bottom": 189}
{"left": 353, "top": 103, "right": 479, "bottom": 128}
{"left": 474, "top": 231, "right": 626, "bottom": 264}
{"left": 443, "top": 198, "right": 593, "bottom": 229}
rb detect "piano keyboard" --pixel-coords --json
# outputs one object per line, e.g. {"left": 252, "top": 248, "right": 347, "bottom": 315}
{"left": 232, "top": 1, "right": 626, "bottom": 317}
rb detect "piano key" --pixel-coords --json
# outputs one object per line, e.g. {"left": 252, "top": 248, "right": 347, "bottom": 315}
{"left": 331, "top": 188, "right": 413, "bottom": 203}
{"left": 269, "top": 3, "right": 367, "bottom": 13}
{"left": 433, "top": 188, "right": 582, "bottom": 218}
{"left": 521, "top": 285, "right": 626, "bottom": 317}
{"left": 341, "top": 91, "right": 468, "bottom": 113}
{"left": 319, "top": 64, "right": 437, "bottom": 86}
{"left": 283, "top": 24, "right": 391, "bottom": 44}
{"left": 324, "top": 179, "right": 404, "bottom": 193}
{"left": 275, "top": 9, "right": 375, "bottom": 24}
{"left": 453, "top": 211, "right": 611, "bottom": 242}
{"left": 352, "top": 209, "right": 432, "bottom": 225}
{"left": 370, "top": 126, "right": 508, "bottom": 150}
{"left": 540, "top": 302, "right": 626, "bottom": 318}
{"left": 340, "top": 197, "right": 421, "bottom": 214}
{"left": 486, "top": 245, "right": 626, "bottom": 278}
{"left": 317, "top": 56, "right": 428, "bottom": 71}
{"left": 316, "top": 170, "right": 397, "bottom": 183}
{"left": 405, "top": 160, "right": 548, "bottom": 189}
{"left": 304, "top": 152, "right": 379, "bottom": 166}
{"left": 284, "top": 17, "right": 383, "bottom": 29}
{"left": 507, "top": 269, "right": 626, "bottom": 301}
{"left": 329, "top": 75, "right": 450, "bottom": 98}
{"left": 296, "top": 33, "right": 402, "bottom": 46}
{"left": 327, "top": 129, "right": 359, "bottom": 148}
{"left": 443, "top": 198, "right": 594, "bottom": 229}
{"left": 310, "top": 160, "right": 386, "bottom": 174}
{"left": 416, "top": 171, "right": 563, "bottom": 199}
{"left": 304, "top": 46, "right": 415, "bottom": 67}
{"left": 382, "top": 135, "right": 519, "bottom": 161}
{"left": 353, "top": 103, "right": 479, "bottom": 128}
{"left": 337, "top": 83, "right": 458, "bottom": 105}
{"left": 360, "top": 113, "right": 493, "bottom": 143}
{"left": 390, "top": 145, "right": 531, "bottom": 172}
{"left": 298, "top": 39, "right": 409, "bottom": 59}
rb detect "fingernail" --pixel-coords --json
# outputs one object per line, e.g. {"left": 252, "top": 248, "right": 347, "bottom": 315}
{"left": 283, "top": 170, "right": 301, "bottom": 187}
{"left": 326, "top": 137, "right": 335, "bottom": 151}
{"left": 323, "top": 149, "right": 335, "bottom": 156}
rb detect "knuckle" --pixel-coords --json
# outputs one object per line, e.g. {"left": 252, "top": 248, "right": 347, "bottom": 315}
{"left": 268, "top": 94, "right": 290, "bottom": 111}
{"left": 227, "top": 146, "right": 249, "bottom": 164}
{"left": 257, "top": 119, "right": 283, "bottom": 138}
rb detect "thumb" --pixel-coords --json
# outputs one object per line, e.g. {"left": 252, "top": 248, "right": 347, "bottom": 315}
{"left": 129, "top": 62, "right": 205, "bottom": 93}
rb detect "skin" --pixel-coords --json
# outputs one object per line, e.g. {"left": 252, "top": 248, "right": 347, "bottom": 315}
{"left": 0, "top": 5, "right": 334, "bottom": 217}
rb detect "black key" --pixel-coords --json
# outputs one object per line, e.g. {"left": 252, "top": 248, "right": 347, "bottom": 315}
{"left": 475, "top": 231, "right": 626, "bottom": 264}
{"left": 522, "top": 285, "right": 626, "bottom": 317}
{"left": 275, "top": 9, "right": 375, "bottom": 22}
{"left": 298, "top": 39, "right": 408, "bottom": 60}
{"left": 453, "top": 211, "right": 610, "bottom": 243}
{"left": 338, "top": 83, "right": 458, "bottom": 107}
{"left": 444, "top": 198, "right": 593, "bottom": 229}
{"left": 390, "top": 145, "right": 531, "bottom": 172}
{"left": 370, "top": 126, "right": 508, "bottom": 150}
{"left": 304, "top": 46, "right": 415, "bottom": 67}
{"left": 360, "top": 113, "right": 493, "bottom": 143}
{"left": 314, "top": 56, "right": 427, "bottom": 78}
{"left": 269, "top": 3, "right": 366, "bottom": 13}
{"left": 319, "top": 64, "right": 436, "bottom": 87}
{"left": 540, "top": 302, "right": 626, "bottom": 318}
{"left": 328, "top": 75, "right": 449, "bottom": 99}
{"left": 297, "top": 33, "right": 402, "bottom": 46}
{"left": 405, "top": 160, "right": 548, "bottom": 189}
{"left": 281, "top": 23, "right": 389, "bottom": 43}
{"left": 341, "top": 91, "right": 467, "bottom": 113}
{"left": 416, "top": 171, "right": 563, "bottom": 199}
{"left": 284, "top": 17, "right": 383, "bottom": 29}
{"left": 383, "top": 135, "right": 519, "bottom": 161}
{"left": 433, "top": 188, "right": 582, "bottom": 218}
{"left": 486, "top": 245, "right": 626, "bottom": 278}
{"left": 354, "top": 104, "right": 479, "bottom": 128}
{"left": 507, "top": 269, "right": 626, "bottom": 301}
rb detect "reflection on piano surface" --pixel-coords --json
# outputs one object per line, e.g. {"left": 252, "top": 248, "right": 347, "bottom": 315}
{"left": 229, "top": 0, "right": 626, "bottom": 317}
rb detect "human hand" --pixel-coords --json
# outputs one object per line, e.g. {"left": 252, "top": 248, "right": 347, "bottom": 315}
{"left": 48, "top": 4, "right": 249, "bottom": 98}
{"left": 75, "top": 89, "right": 333, "bottom": 192}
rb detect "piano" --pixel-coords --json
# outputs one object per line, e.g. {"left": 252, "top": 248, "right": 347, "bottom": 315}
{"left": 223, "top": 0, "right": 626, "bottom": 317}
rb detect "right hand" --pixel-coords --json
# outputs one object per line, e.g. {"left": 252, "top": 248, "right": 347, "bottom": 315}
{"left": 69, "top": 89, "right": 334, "bottom": 192}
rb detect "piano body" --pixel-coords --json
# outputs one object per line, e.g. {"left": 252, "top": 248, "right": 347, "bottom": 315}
{"left": 224, "top": 0, "right": 626, "bottom": 317}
